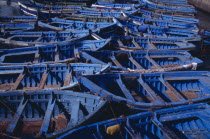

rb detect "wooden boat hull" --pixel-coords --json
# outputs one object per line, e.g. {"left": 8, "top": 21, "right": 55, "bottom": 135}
{"left": 58, "top": 103, "right": 210, "bottom": 139}
{"left": 0, "top": 30, "right": 93, "bottom": 47}
{"left": 73, "top": 10, "right": 138, "bottom": 17}
{"left": 0, "top": 22, "right": 35, "bottom": 32}
{"left": 61, "top": 15, "right": 114, "bottom": 22}
{"left": 93, "top": 2, "right": 196, "bottom": 15}
{"left": 80, "top": 50, "right": 203, "bottom": 71}
{"left": 142, "top": 0, "right": 196, "bottom": 13}
{"left": 112, "top": 36, "right": 197, "bottom": 50}
{"left": 128, "top": 15, "right": 198, "bottom": 30}
{"left": 0, "top": 39, "right": 111, "bottom": 64}
{"left": 0, "top": 90, "right": 107, "bottom": 138}
{"left": 38, "top": 18, "right": 117, "bottom": 31}
{"left": 0, "top": 16, "right": 38, "bottom": 23}
{"left": 18, "top": 1, "right": 80, "bottom": 18}
{"left": 0, "top": 63, "right": 111, "bottom": 91}
{"left": 79, "top": 71, "right": 210, "bottom": 110}
{"left": 29, "top": 0, "right": 87, "bottom": 7}
{"left": 113, "top": 18, "right": 200, "bottom": 39}
{"left": 138, "top": 9, "right": 198, "bottom": 23}
{"left": 92, "top": 2, "right": 140, "bottom": 11}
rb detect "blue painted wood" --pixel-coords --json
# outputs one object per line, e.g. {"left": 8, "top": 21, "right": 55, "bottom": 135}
{"left": 79, "top": 71, "right": 210, "bottom": 110}
{"left": 202, "top": 30, "right": 210, "bottom": 45}
{"left": 0, "top": 63, "right": 110, "bottom": 90}
{"left": 140, "top": 0, "right": 196, "bottom": 13}
{"left": 112, "top": 36, "right": 198, "bottom": 49}
{"left": 113, "top": 17, "right": 200, "bottom": 39}
{"left": 0, "top": 16, "right": 38, "bottom": 23}
{"left": 38, "top": 18, "right": 117, "bottom": 31}
{"left": 73, "top": 10, "right": 138, "bottom": 17}
{"left": 0, "top": 22, "right": 35, "bottom": 32}
{"left": 158, "top": 75, "right": 185, "bottom": 101}
{"left": 202, "top": 30, "right": 210, "bottom": 37}
{"left": 61, "top": 15, "right": 114, "bottom": 23}
{"left": 0, "top": 30, "right": 92, "bottom": 47}
{"left": 148, "top": 0, "right": 189, "bottom": 5}
{"left": 0, "top": 90, "right": 107, "bottom": 138}
{"left": 58, "top": 103, "right": 210, "bottom": 139}
{"left": 127, "top": 14, "right": 198, "bottom": 29}
{"left": 80, "top": 50, "right": 203, "bottom": 70}
{"left": 116, "top": 75, "right": 135, "bottom": 101}
{"left": 94, "top": 1, "right": 195, "bottom": 13}
{"left": 204, "top": 38, "right": 210, "bottom": 45}
{"left": 6, "top": 96, "right": 28, "bottom": 135}
{"left": 93, "top": 2, "right": 197, "bottom": 18}
{"left": 92, "top": 2, "right": 140, "bottom": 10}
{"left": 138, "top": 8, "right": 198, "bottom": 23}
{"left": 29, "top": 0, "right": 87, "bottom": 7}
{"left": 40, "top": 95, "right": 56, "bottom": 136}
{"left": 18, "top": 1, "right": 81, "bottom": 18}
{"left": 69, "top": 101, "right": 80, "bottom": 125}
{"left": 31, "top": 0, "right": 91, "bottom": 4}
{"left": 0, "top": 39, "right": 111, "bottom": 64}
{"left": 84, "top": 6, "right": 195, "bottom": 21}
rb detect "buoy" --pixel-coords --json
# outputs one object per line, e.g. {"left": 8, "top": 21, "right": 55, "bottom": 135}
{"left": 106, "top": 124, "right": 121, "bottom": 135}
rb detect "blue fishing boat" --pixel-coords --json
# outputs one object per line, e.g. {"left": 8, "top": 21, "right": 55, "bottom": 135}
{"left": 0, "top": 30, "right": 93, "bottom": 47}
{"left": 30, "top": 0, "right": 87, "bottom": 7}
{"left": 204, "top": 38, "right": 210, "bottom": 45}
{"left": 0, "top": 90, "right": 107, "bottom": 138}
{"left": 38, "top": 18, "right": 117, "bottom": 31}
{"left": 61, "top": 15, "right": 114, "bottom": 22}
{"left": 0, "top": 16, "right": 38, "bottom": 23}
{"left": 59, "top": 103, "right": 210, "bottom": 139}
{"left": 146, "top": 0, "right": 194, "bottom": 8}
{"left": 93, "top": 2, "right": 196, "bottom": 13}
{"left": 113, "top": 36, "right": 197, "bottom": 50}
{"left": 141, "top": 0, "right": 196, "bottom": 13}
{"left": 32, "top": 0, "right": 91, "bottom": 3}
{"left": 201, "top": 30, "right": 210, "bottom": 45}
{"left": 80, "top": 50, "right": 202, "bottom": 71}
{"left": 18, "top": 1, "right": 81, "bottom": 18}
{"left": 127, "top": 14, "right": 198, "bottom": 30}
{"left": 202, "top": 30, "right": 210, "bottom": 36}
{"left": 75, "top": 8, "right": 198, "bottom": 23}
{"left": 137, "top": 8, "right": 198, "bottom": 23}
{"left": 79, "top": 71, "right": 210, "bottom": 110}
{"left": 68, "top": 11, "right": 197, "bottom": 30}
{"left": 73, "top": 10, "right": 138, "bottom": 17}
{"left": 0, "top": 22, "right": 35, "bottom": 32}
{"left": 0, "top": 39, "right": 111, "bottom": 64}
{"left": 114, "top": 18, "right": 199, "bottom": 39}
{"left": 92, "top": 2, "right": 140, "bottom": 10}
{"left": 0, "top": 63, "right": 110, "bottom": 91}
{"left": 82, "top": 5, "right": 195, "bottom": 19}
{"left": 149, "top": 0, "right": 189, "bottom": 5}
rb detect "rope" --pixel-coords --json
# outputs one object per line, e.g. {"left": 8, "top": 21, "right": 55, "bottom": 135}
{"left": 123, "top": 63, "right": 198, "bottom": 73}
{"left": 0, "top": 133, "right": 20, "bottom": 139}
